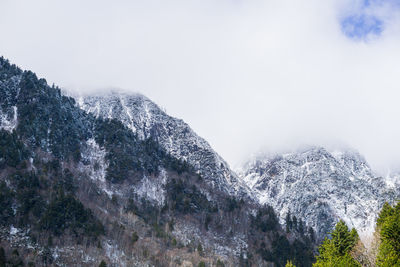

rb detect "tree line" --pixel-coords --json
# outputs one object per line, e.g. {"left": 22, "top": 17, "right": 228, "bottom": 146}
{"left": 286, "top": 201, "right": 400, "bottom": 266}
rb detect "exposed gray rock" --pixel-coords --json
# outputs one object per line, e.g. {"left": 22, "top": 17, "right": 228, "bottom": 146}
{"left": 77, "top": 91, "right": 250, "bottom": 198}
{"left": 238, "top": 146, "right": 400, "bottom": 245}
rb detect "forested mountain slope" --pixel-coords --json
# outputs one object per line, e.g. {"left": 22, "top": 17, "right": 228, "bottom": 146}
{"left": 0, "top": 57, "right": 314, "bottom": 266}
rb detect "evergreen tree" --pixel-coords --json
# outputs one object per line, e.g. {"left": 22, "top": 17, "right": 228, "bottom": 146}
{"left": 298, "top": 219, "right": 304, "bottom": 235}
{"left": 0, "top": 247, "right": 6, "bottom": 267}
{"left": 376, "top": 201, "right": 400, "bottom": 266}
{"left": 308, "top": 226, "right": 316, "bottom": 242}
{"left": 377, "top": 202, "right": 394, "bottom": 226}
{"left": 8, "top": 249, "right": 24, "bottom": 267}
{"left": 313, "top": 220, "right": 360, "bottom": 267}
{"left": 285, "top": 260, "right": 296, "bottom": 267}
{"left": 99, "top": 260, "right": 107, "bottom": 267}
{"left": 197, "top": 243, "right": 204, "bottom": 256}
{"left": 216, "top": 259, "right": 225, "bottom": 267}
{"left": 292, "top": 216, "right": 298, "bottom": 230}
{"left": 286, "top": 211, "right": 292, "bottom": 233}
{"left": 132, "top": 231, "right": 139, "bottom": 244}
{"left": 330, "top": 221, "right": 358, "bottom": 255}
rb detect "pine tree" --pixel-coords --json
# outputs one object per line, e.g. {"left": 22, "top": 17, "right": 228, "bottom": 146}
{"left": 99, "top": 260, "right": 107, "bottom": 267}
{"left": 216, "top": 259, "right": 225, "bottom": 267}
{"left": 0, "top": 247, "right": 6, "bottom": 267}
{"left": 308, "top": 226, "right": 316, "bottom": 242}
{"left": 285, "top": 260, "right": 296, "bottom": 267}
{"left": 132, "top": 231, "right": 139, "bottom": 244}
{"left": 313, "top": 220, "right": 360, "bottom": 267}
{"left": 377, "top": 202, "right": 394, "bottom": 227}
{"left": 197, "top": 243, "right": 204, "bottom": 256}
{"left": 286, "top": 211, "right": 292, "bottom": 233}
{"left": 298, "top": 219, "right": 304, "bottom": 235}
{"left": 376, "top": 201, "right": 400, "bottom": 266}
{"left": 330, "top": 220, "right": 358, "bottom": 255}
{"left": 8, "top": 249, "right": 24, "bottom": 267}
{"left": 292, "top": 216, "right": 298, "bottom": 230}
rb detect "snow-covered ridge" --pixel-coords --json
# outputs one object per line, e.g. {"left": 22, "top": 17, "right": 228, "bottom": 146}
{"left": 69, "top": 89, "right": 400, "bottom": 246}
{"left": 238, "top": 146, "right": 400, "bottom": 245}
{"left": 77, "top": 91, "right": 250, "bottom": 197}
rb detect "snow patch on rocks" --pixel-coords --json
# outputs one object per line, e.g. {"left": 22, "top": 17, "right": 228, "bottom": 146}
{"left": 104, "top": 240, "right": 128, "bottom": 267}
{"left": 238, "top": 146, "right": 400, "bottom": 245}
{"left": 0, "top": 106, "right": 17, "bottom": 132}
{"left": 78, "top": 91, "right": 250, "bottom": 198}
{"left": 135, "top": 168, "right": 167, "bottom": 206}
{"left": 0, "top": 226, "right": 38, "bottom": 252}
{"left": 81, "top": 138, "right": 108, "bottom": 182}
{"left": 79, "top": 138, "right": 114, "bottom": 198}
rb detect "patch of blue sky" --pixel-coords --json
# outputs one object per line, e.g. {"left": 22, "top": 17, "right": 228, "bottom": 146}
{"left": 362, "top": 0, "right": 400, "bottom": 7}
{"left": 341, "top": 14, "right": 383, "bottom": 39}
{"left": 340, "top": 0, "right": 400, "bottom": 40}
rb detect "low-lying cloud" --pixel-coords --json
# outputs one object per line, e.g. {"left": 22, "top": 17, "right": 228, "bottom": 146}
{"left": 1, "top": 0, "right": 400, "bottom": 173}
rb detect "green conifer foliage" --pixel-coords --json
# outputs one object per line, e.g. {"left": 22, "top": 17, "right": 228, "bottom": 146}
{"left": 313, "top": 220, "right": 360, "bottom": 267}
{"left": 286, "top": 260, "right": 296, "bottom": 267}
{"left": 376, "top": 202, "right": 400, "bottom": 267}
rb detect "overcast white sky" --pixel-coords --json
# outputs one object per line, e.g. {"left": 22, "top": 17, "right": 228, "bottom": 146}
{"left": 1, "top": 0, "right": 400, "bottom": 172}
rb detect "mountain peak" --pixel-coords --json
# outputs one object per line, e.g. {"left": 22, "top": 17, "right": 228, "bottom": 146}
{"left": 78, "top": 90, "right": 250, "bottom": 197}
{"left": 238, "top": 146, "right": 399, "bottom": 244}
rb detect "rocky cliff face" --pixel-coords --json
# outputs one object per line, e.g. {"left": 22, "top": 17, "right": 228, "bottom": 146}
{"left": 77, "top": 92, "right": 249, "bottom": 198}
{"left": 238, "top": 146, "right": 400, "bottom": 244}
{"left": 78, "top": 90, "right": 400, "bottom": 247}
{"left": 0, "top": 57, "right": 315, "bottom": 267}
{"left": 5, "top": 54, "right": 399, "bottom": 265}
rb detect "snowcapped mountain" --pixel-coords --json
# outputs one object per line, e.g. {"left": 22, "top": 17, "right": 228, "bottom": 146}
{"left": 77, "top": 91, "right": 249, "bottom": 197}
{"left": 5, "top": 55, "right": 400, "bottom": 265}
{"left": 238, "top": 146, "right": 400, "bottom": 244}
{"left": 69, "top": 90, "right": 400, "bottom": 246}
{"left": 5, "top": 58, "right": 317, "bottom": 266}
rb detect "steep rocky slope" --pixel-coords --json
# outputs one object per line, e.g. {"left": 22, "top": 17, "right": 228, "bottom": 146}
{"left": 238, "top": 147, "right": 400, "bottom": 244}
{"left": 0, "top": 57, "right": 315, "bottom": 266}
{"left": 77, "top": 92, "right": 249, "bottom": 197}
